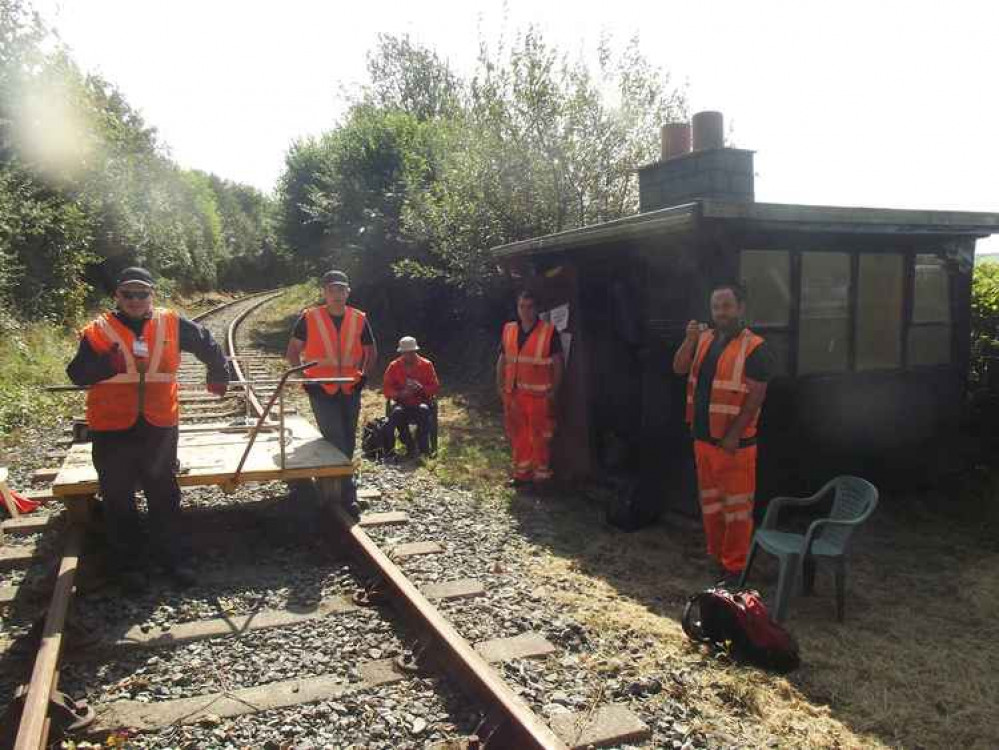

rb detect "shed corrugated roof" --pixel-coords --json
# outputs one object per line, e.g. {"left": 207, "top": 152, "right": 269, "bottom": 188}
{"left": 491, "top": 199, "right": 999, "bottom": 259}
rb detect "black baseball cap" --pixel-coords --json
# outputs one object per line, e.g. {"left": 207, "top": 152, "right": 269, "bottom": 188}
{"left": 115, "top": 267, "right": 155, "bottom": 288}
{"left": 321, "top": 270, "right": 350, "bottom": 288}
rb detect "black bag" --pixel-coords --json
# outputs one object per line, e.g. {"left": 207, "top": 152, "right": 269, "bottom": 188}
{"left": 361, "top": 417, "right": 394, "bottom": 460}
{"left": 682, "top": 587, "right": 801, "bottom": 673}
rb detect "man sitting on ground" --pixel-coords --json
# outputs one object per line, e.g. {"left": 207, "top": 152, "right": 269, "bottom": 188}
{"left": 383, "top": 336, "right": 440, "bottom": 457}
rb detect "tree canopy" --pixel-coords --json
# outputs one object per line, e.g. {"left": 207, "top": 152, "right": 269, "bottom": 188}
{"left": 0, "top": 0, "right": 288, "bottom": 326}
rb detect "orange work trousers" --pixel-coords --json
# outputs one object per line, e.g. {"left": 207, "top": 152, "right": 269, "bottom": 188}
{"left": 503, "top": 390, "right": 554, "bottom": 481}
{"left": 693, "top": 440, "right": 756, "bottom": 573}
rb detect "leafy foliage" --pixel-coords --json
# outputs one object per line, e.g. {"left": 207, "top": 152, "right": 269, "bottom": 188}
{"left": 971, "top": 260, "right": 999, "bottom": 385}
{"left": 276, "top": 29, "right": 685, "bottom": 346}
{"left": 0, "top": 0, "right": 288, "bottom": 331}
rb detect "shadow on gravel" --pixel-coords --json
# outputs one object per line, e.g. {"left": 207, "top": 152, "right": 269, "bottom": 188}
{"left": 505, "top": 479, "right": 999, "bottom": 750}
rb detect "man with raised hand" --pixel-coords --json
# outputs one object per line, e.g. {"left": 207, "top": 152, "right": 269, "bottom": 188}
{"left": 673, "top": 283, "right": 773, "bottom": 588}
{"left": 286, "top": 270, "right": 377, "bottom": 516}
{"left": 67, "top": 267, "right": 230, "bottom": 593}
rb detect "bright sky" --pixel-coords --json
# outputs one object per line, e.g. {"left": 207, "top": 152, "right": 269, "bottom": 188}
{"left": 36, "top": 0, "right": 999, "bottom": 253}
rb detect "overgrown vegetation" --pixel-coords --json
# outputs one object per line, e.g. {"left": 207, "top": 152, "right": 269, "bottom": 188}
{"left": 0, "top": 318, "right": 76, "bottom": 431}
{"left": 971, "top": 259, "right": 999, "bottom": 385}
{"left": 0, "top": 0, "right": 289, "bottom": 330}
{"left": 276, "top": 31, "right": 685, "bottom": 349}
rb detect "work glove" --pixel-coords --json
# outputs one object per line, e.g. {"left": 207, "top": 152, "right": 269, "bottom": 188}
{"left": 207, "top": 382, "right": 228, "bottom": 397}
{"left": 107, "top": 343, "right": 127, "bottom": 374}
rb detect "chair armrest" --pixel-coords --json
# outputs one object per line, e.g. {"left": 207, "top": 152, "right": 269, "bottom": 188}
{"left": 760, "top": 480, "right": 837, "bottom": 530}
{"left": 801, "top": 514, "right": 869, "bottom": 555}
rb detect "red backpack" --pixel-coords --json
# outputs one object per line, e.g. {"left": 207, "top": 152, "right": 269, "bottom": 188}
{"left": 682, "top": 587, "right": 800, "bottom": 673}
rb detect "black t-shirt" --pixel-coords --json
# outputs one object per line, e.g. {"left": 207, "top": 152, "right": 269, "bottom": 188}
{"left": 292, "top": 309, "right": 375, "bottom": 346}
{"left": 693, "top": 330, "right": 773, "bottom": 443}
{"left": 498, "top": 319, "right": 563, "bottom": 356}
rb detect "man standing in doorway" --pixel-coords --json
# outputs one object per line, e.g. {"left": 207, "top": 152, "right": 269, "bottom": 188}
{"left": 286, "top": 270, "right": 377, "bottom": 515}
{"left": 496, "top": 290, "right": 564, "bottom": 489}
{"left": 67, "top": 267, "right": 230, "bottom": 593}
{"left": 673, "top": 283, "right": 773, "bottom": 587}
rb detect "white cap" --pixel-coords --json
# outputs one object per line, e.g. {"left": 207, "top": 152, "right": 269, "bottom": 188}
{"left": 397, "top": 336, "right": 420, "bottom": 353}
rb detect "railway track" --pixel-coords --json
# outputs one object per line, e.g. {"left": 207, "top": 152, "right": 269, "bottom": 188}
{"left": 0, "top": 291, "right": 650, "bottom": 749}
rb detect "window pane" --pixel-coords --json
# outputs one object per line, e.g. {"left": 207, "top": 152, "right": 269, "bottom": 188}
{"left": 741, "top": 250, "right": 791, "bottom": 327}
{"left": 908, "top": 325, "right": 951, "bottom": 366}
{"left": 799, "top": 252, "right": 851, "bottom": 374}
{"left": 912, "top": 254, "right": 951, "bottom": 323}
{"left": 856, "top": 254, "right": 903, "bottom": 370}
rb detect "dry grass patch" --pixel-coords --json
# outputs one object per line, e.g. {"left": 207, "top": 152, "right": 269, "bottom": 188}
{"left": 431, "top": 387, "right": 999, "bottom": 750}
{"left": 244, "top": 296, "right": 999, "bottom": 749}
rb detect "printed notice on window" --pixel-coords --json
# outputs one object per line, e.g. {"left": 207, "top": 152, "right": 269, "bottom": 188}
{"left": 547, "top": 304, "right": 570, "bottom": 332}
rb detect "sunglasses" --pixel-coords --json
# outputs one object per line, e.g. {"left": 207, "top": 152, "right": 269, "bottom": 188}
{"left": 119, "top": 290, "right": 152, "bottom": 300}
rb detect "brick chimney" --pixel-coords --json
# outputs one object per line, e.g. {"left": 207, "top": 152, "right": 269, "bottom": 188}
{"left": 638, "top": 111, "right": 754, "bottom": 212}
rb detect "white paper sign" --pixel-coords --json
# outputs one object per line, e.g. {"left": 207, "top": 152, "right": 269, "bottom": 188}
{"left": 548, "top": 304, "right": 570, "bottom": 332}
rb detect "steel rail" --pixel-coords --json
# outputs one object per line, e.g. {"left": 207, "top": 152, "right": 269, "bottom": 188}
{"left": 12, "top": 526, "right": 84, "bottom": 750}
{"left": 224, "top": 296, "right": 566, "bottom": 748}
{"left": 322, "top": 500, "right": 568, "bottom": 749}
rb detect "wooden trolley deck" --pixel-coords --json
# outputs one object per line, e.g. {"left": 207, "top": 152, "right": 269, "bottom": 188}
{"left": 50, "top": 415, "right": 352, "bottom": 499}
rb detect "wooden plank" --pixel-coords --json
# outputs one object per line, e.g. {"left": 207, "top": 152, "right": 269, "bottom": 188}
{"left": 0, "top": 542, "right": 40, "bottom": 569}
{"left": 14, "top": 526, "right": 83, "bottom": 749}
{"left": 51, "top": 416, "right": 353, "bottom": 497}
{"left": 2, "top": 515, "right": 57, "bottom": 536}
{"left": 358, "top": 511, "right": 409, "bottom": 527}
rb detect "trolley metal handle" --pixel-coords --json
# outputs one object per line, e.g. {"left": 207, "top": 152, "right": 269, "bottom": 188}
{"left": 223, "top": 360, "right": 319, "bottom": 492}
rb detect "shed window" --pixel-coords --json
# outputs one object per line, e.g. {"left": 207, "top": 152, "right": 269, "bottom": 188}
{"left": 799, "top": 252, "right": 851, "bottom": 374}
{"left": 908, "top": 254, "right": 951, "bottom": 365}
{"left": 740, "top": 250, "right": 791, "bottom": 376}
{"left": 741, "top": 250, "right": 791, "bottom": 327}
{"left": 856, "top": 254, "right": 903, "bottom": 370}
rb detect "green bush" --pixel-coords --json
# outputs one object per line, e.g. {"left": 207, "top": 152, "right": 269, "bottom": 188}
{"left": 0, "top": 312, "right": 77, "bottom": 433}
{"left": 971, "top": 261, "right": 999, "bottom": 387}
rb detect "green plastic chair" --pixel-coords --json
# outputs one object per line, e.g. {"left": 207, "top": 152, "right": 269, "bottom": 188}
{"left": 737, "top": 476, "right": 878, "bottom": 623}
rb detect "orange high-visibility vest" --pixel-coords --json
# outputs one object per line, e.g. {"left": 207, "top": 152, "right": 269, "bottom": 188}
{"left": 83, "top": 309, "right": 180, "bottom": 431}
{"left": 502, "top": 320, "right": 556, "bottom": 396}
{"left": 302, "top": 305, "right": 366, "bottom": 395}
{"left": 685, "top": 328, "right": 765, "bottom": 441}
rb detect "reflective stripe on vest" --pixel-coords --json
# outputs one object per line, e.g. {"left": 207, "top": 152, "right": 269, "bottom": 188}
{"left": 84, "top": 309, "right": 180, "bottom": 430}
{"left": 502, "top": 320, "right": 555, "bottom": 396}
{"left": 685, "top": 328, "right": 764, "bottom": 440}
{"left": 302, "top": 305, "right": 365, "bottom": 395}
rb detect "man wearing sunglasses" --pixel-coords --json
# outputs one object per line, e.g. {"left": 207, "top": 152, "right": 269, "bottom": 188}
{"left": 66, "top": 267, "right": 230, "bottom": 593}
